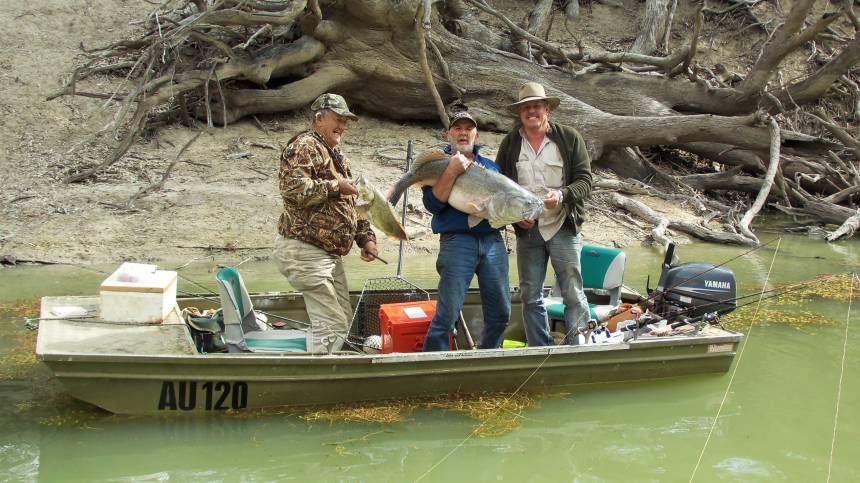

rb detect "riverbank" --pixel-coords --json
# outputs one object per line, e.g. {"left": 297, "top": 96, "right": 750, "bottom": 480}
{"left": 0, "top": 0, "right": 698, "bottom": 267}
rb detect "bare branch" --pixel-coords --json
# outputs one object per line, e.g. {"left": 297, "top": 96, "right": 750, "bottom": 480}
{"left": 125, "top": 131, "right": 203, "bottom": 209}
{"left": 416, "top": 4, "right": 449, "bottom": 128}
{"left": 464, "top": 0, "right": 578, "bottom": 67}
{"left": 738, "top": 116, "right": 781, "bottom": 244}
{"left": 740, "top": 0, "right": 830, "bottom": 98}
{"left": 827, "top": 209, "right": 860, "bottom": 241}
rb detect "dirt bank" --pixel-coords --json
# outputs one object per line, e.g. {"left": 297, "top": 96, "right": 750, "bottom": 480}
{"left": 0, "top": 0, "right": 692, "bottom": 268}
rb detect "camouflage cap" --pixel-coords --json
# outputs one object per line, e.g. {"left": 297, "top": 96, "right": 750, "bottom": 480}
{"left": 448, "top": 111, "right": 477, "bottom": 128}
{"left": 311, "top": 93, "right": 358, "bottom": 120}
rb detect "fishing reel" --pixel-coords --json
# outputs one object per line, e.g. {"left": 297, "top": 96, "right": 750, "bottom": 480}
{"left": 670, "top": 311, "right": 720, "bottom": 329}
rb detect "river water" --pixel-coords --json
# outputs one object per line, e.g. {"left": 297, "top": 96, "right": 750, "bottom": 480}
{"left": 1, "top": 232, "right": 859, "bottom": 481}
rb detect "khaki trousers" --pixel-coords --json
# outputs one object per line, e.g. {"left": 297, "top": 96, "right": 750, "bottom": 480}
{"left": 273, "top": 235, "right": 353, "bottom": 353}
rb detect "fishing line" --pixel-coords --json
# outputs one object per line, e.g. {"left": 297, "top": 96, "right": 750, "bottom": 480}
{"left": 420, "top": 240, "right": 787, "bottom": 480}
{"left": 566, "top": 238, "right": 782, "bottom": 340}
{"left": 638, "top": 271, "right": 849, "bottom": 326}
{"left": 180, "top": 272, "right": 368, "bottom": 353}
{"left": 415, "top": 348, "right": 557, "bottom": 483}
{"left": 689, "top": 238, "right": 782, "bottom": 482}
{"left": 175, "top": 274, "right": 311, "bottom": 328}
{"left": 826, "top": 272, "right": 855, "bottom": 483}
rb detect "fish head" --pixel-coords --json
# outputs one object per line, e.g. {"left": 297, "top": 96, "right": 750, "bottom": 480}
{"left": 521, "top": 195, "right": 545, "bottom": 221}
{"left": 354, "top": 174, "right": 374, "bottom": 201}
{"left": 485, "top": 190, "right": 545, "bottom": 228}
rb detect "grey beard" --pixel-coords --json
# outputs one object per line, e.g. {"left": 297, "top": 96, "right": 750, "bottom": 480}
{"left": 452, "top": 142, "right": 474, "bottom": 154}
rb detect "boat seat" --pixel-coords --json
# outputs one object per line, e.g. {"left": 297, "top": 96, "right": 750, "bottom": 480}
{"left": 546, "top": 245, "right": 626, "bottom": 325}
{"left": 216, "top": 267, "right": 307, "bottom": 353}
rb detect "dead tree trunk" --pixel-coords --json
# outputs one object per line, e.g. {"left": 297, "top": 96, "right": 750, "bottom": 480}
{"left": 51, "top": 0, "right": 860, "bottom": 242}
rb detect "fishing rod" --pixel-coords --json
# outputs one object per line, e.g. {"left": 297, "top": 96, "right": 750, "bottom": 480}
{"left": 601, "top": 238, "right": 780, "bottom": 323}
{"left": 175, "top": 273, "right": 311, "bottom": 328}
{"left": 671, "top": 272, "right": 847, "bottom": 321}
{"left": 608, "top": 272, "right": 848, "bottom": 334}
{"left": 650, "top": 237, "right": 781, "bottom": 299}
{"left": 396, "top": 139, "right": 413, "bottom": 277}
{"left": 178, "top": 272, "right": 375, "bottom": 354}
{"left": 560, "top": 238, "right": 782, "bottom": 342}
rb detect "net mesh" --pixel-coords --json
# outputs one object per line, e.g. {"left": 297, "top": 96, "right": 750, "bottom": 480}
{"left": 348, "top": 276, "right": 430, "bottom": 343}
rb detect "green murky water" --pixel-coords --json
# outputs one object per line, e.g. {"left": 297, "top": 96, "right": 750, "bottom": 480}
{"left": 2, "top": 232, "right": 860, "bottom": 481}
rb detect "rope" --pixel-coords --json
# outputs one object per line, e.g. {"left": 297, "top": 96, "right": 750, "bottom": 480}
{"left": 826, "top": 272, "right": 855, "bottom": 482}
{"left": 689, "top": 237, "right": 782, "bottom": 482}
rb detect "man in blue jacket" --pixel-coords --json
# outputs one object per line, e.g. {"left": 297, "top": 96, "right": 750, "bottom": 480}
{"left": 422, "top": 111, "right": 511, "bottom": 351}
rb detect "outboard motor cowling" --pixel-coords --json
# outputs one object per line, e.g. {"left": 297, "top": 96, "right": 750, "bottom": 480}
{"left": 654, "top": 262, "right": 737, "bottom": 319}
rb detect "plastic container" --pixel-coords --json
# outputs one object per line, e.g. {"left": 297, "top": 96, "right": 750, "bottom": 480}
{"left": 378, "top": 300, "right": 447, "bottom": 353}
{"left": 100, "top": 262, "right": 178, "bottom": 323}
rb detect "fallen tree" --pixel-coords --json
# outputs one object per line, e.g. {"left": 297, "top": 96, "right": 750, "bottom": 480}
{"left": 51, "top": 0, "right": 860, "bottom": 245}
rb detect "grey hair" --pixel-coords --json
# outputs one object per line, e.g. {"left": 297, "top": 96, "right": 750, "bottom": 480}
{"left": 313, "top": 108, "right": 333, "bottom": 124}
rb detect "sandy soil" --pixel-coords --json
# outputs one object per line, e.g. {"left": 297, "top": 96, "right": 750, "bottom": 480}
{"left": 0, "top": 0, "right": 708, "bottom": 267}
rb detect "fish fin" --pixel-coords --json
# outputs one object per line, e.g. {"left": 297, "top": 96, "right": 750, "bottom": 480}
{"left": 412, "top": 148, "right": 448, "bottom": 169}
{"left": 467, "top": 215, "right": 483, "bottom": 228}
{"left": 487, "top": 218, "right": 505, "bottom": 229}
{"left": 463, "top": 201, "right": 485, "bottom": 213}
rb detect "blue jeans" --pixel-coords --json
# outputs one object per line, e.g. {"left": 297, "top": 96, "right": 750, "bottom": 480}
{"left": 516, "top": 224, "right": 590, "bottom": 346}
{"left": 423, "top": 232, "right": 511, "bottom": 351}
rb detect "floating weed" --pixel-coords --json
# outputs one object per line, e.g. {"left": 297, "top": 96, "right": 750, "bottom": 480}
{"left": 0, "top": 299, "right": 42, "bottom": 380}
{"left": 0, "top": 327, "right": 39, "bottom": 381}
{"left": 423, "top": 392, "right": 542, "bottom": 437}
{"left": 770, "top": 273, "right": 858, "bottom": 304}
{"left": 721, "top": 273, "right": 856, "bottom": 332}
{"left": 0, "top": 299, "right": 40, "bottom": 317}
{"left": 302, "top": 402, "right": 415, "bottom": 424}
{"left": 722, "top": 306, "right": 837, "bottom": 332}
{"left": 298, "top": 392, "right": 550, "bottom": 438}
{"left": 39, "top": 410, "right": 113, "bottom": 428}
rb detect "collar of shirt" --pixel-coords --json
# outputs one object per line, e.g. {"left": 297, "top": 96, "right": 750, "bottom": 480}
{"left": 518, "top": 128, "right": 553, "bottom": 157}
{"left": 443, "top": 144, "right": 499, "bottom": 170}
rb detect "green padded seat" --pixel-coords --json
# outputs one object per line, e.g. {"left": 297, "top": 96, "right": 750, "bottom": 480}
{"left": 216, "top": 267, "right": 307, "bottom": 352}
{"left": 547, "top": 302, "right": 598, "bottom": 321}
{"left": 547, "top": 245, "right": 626, "bottom": 325}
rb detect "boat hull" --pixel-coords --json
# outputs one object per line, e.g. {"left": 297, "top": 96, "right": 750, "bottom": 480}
{"left": 40, "top": 330, "right": 739, "bottom": 414}
{"left": 37, "top": 291, "right": 742, "bottom": 415}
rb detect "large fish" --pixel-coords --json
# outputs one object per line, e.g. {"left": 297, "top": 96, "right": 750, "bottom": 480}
{"left": 388, "top": 149, "right": 544, "bottom": 228}
{"left": 355, "top": 174, "right": 408, "bottom": 240}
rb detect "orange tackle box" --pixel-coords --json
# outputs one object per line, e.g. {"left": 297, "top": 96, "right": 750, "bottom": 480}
{"left": 379, "top": 300, "right": 451, "bottom": 353}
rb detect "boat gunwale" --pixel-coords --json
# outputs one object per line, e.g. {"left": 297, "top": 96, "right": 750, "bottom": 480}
{"left": 36, "top": 331, "right": 742, "bottom": 364}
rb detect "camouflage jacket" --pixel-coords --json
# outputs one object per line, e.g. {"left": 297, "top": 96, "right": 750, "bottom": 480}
{"left": 278, "top": 131, "right": 375, "bottom": 256}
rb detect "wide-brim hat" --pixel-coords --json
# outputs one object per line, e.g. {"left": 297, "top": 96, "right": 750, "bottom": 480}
{"left": 506, "top": 82, "right": 561, "bottom": 114}
{"left": 311, "top": 93, "right": 358, "bottom": 121}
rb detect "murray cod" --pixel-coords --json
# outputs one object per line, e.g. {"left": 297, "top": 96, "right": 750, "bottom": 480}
{"left": 355, "top": 174, "right": 408, "bottom": 240}
{"left": 388, "top": 149, "right": 544, "bottom": 228}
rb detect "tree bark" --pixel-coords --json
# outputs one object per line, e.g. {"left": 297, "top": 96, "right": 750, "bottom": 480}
{"left": 51, "top": 0, "right": 860, "bottom": 241}
{"left": 631, "top": 0, "right": 670, "bottom": 55}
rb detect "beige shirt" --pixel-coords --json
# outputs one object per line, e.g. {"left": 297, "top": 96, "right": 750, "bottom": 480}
{"left": 517, "top": 134, "right": 566, "bottom": 241}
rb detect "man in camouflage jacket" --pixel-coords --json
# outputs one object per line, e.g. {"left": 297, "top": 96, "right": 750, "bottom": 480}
{"left": 274, "top": 93, "right": 378, "bottom": 353}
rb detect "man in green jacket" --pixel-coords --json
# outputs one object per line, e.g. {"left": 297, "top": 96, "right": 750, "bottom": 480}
{"left": 496, "top": 82, "right": 593, "bottom": 346}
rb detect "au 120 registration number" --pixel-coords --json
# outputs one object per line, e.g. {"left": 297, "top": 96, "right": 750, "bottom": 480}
{"left": 158, "top": 381, "right": 249, "bottom": 411}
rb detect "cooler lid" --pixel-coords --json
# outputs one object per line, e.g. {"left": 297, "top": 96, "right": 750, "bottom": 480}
{"left": 100, "top": 262, "right": 177, "bottom": 293}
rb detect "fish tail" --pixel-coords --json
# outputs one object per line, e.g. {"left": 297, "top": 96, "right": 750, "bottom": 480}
{"left": 387, "top": 178, "right": 412, "bottom": 205}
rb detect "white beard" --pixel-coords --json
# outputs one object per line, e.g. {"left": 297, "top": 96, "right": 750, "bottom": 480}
{"left": 452, "top": 142, "right": 474, "bottom": 154}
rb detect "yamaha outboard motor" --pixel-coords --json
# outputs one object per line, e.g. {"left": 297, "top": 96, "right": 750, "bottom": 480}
{"left": 651, "top": 243, "right": 737, "bottom": 322}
